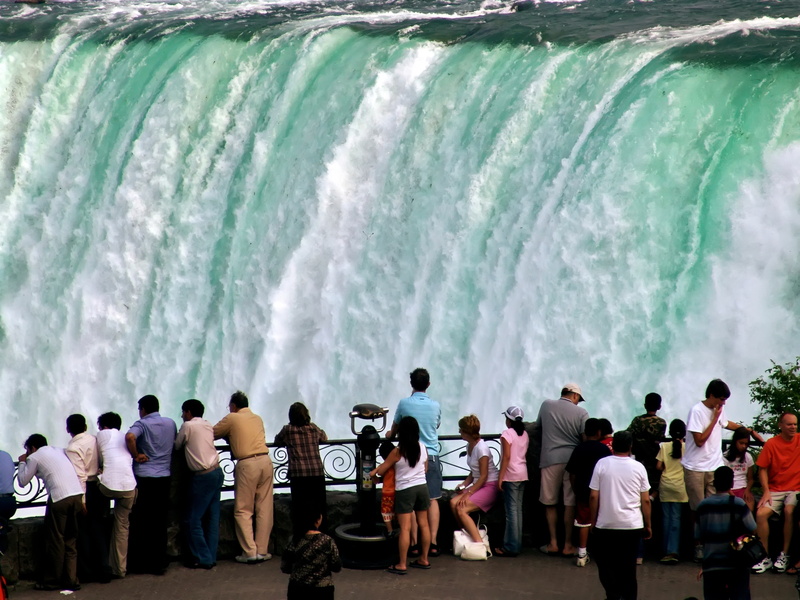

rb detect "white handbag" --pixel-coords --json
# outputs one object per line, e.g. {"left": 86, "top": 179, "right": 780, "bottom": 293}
{"left": 452, "top": 520, "right": 491, "bottom": 559}
{"left": 460, "top": 539, "right": 489, "bottom": 561}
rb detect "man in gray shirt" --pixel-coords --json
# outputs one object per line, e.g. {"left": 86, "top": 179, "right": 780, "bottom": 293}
{"left": 537, "top": 383, "right": 589, "bottom": 556}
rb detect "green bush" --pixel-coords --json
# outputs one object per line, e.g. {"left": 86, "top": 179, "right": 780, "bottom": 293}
{"left": 749, "top": 356, "right": 800, "bottom": 435}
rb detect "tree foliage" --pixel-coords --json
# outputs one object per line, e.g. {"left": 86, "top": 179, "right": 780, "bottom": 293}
{"left": 749, "top": 356, "right": 800, "bottom": 435}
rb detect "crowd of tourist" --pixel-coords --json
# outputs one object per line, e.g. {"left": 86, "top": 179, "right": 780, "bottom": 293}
{"left": 2, "top": 392, "right": 277, "bottom": 590}
{"left": 1, "top": 371, "right": 798, "bottom": 600}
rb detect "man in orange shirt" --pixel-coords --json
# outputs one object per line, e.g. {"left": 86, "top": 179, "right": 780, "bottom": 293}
{"left": 752, "top": 412, "right": 800, "bottom": 574}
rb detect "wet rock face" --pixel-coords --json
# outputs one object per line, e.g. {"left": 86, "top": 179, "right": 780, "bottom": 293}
{"left": 2, "top": 492, "right": 365, "bottom": 582}
{"left": 4, "top": 491, "right": 472, "bottom": 582}
{"left": 1, "top": 517, "right": 43, "bottom": 582}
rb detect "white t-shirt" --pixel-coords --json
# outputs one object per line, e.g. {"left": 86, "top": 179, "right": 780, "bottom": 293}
{"left": 682, "top": 401, "right": 728, "bottom": 472}
{"left": 589, "top": 455, "right": 650, "bottom": 530}
{"left": 467, "top": 439, "right": 499, "bottom": 482}
{"left": 395, "top": 442, "right": 428, "bottom": 491}
{"left": 96, "top": 429, "right": 136, "bottom": 492}
{"left": 723, "top": 452, "right": 753, "bottom": 491}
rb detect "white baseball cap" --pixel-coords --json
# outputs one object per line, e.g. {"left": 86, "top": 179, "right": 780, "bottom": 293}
{"left": 563, "top": 383, "right": 586, "bottom": 402}
{"left": 502, "top": 406, "right": 525, "bottom": 421}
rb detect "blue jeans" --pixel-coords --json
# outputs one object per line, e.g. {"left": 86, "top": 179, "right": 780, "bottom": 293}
{"left": 661, "top": 501, "right": 683, "bottom": 556}
{"left": 502, "top": 481, "right": 526, "bottom": 554}
{"left": 186, "top": 467, "right": 223, "bottom": 565}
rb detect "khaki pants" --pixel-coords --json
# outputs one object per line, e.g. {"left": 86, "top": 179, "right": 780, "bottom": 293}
{"left": 234, "top": 454, "right": 274, "bottom": 557}
{"left": 684, "top": 469, "right": 715, "bottom": 511}
{"left": 98, "top": 483, "right": 136, "bottom": 577}
{"left": 43, "top": 494, "right": 82, "bottom": 588}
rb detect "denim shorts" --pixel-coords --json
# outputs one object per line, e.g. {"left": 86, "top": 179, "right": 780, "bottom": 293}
{"left": 426, "top": 456, "right": 443, "bottom": 500}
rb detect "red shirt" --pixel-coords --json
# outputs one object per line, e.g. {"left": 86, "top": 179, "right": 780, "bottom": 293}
{"left": 756, "top": 434, "right": 800, "bottom": 492}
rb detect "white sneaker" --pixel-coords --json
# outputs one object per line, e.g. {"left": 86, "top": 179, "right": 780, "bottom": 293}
{"left": 751, "top": 557, "right": 773, "bottom": 573}
{"left": 235, "top": 554, "right": 259, "bottom": 564}
{"left": 256, "top": 554, "right": 272, "bottom": 562}
{"left": 576, "top": 554, "right": 590, "bottom": 567}
{"left": 773, "top": 552, "right": 789, "bottom": 572}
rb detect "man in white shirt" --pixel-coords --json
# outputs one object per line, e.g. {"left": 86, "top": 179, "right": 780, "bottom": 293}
{"left": 175, "top": 399, "right": 223, "bottom": 569}
{"left": 589, "top": 431, "right": 651, "bottom": 600}
{"left": 95, "top": 412, "right": 137, "bottom": 579}
{"left": 17, "top": 433, "right": 84, "bottom": 591}
{"left": 682, "top": 379, "right": 762, "bottom": 560}
{"left": 65, "top": 414, "right": 108, "bottom": 584}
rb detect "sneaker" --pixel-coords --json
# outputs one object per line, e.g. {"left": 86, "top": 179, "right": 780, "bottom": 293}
{"left": 660, "top": 554, "right": 679, "bottom": 564}
{"left": 235, "top": 554, "right": 259, "bottom": 564}
{"left": 751, "top": 557, "right": 773, "bottom": 573}
{"left": 693, "top": 545, "right": 703, "bottom": 562}
{"left": 773, "top": 552, "right": 789, "bottom": 573}
{"left": 576, "top": 554, "right": 590, "bottom": 567}
{"left": 256, "top": 553, "right": 272, "bottom": 562}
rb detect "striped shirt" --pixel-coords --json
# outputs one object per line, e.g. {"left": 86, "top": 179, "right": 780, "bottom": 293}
{"left": 17, "top": 446, "right": 83, "bottom": 503}
{"left": 695, "top": 493, "right": 756, "bottom": 572}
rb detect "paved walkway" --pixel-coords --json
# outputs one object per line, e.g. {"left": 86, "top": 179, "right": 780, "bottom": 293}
{"left": 6, "top": 552, "right": 796, "bottom": 600}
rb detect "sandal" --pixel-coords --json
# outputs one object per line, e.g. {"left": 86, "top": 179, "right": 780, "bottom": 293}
{"left": 494, "top": 547, "right": 518, "bottom": 557}
{"left": 409, "top": 560, "right": 431, "bottom": 569}
{"left": 787, "top": 561, "right": 800, "bottom": 575}
{"left": 407, "top": 544, "right": 420, "bottom": 557}
{"left": 428, "top": 544, "right": 440, "bottom": 558}
{"left": 386, "top": 565, "right": 408, "bottom": 575}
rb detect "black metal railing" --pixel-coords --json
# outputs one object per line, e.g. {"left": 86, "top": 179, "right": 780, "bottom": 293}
{"left": 13, "top": 434, "right": 501, "bottom": 508}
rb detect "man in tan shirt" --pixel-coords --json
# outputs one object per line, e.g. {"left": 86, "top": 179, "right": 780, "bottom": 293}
{"left": 213, "top": 391, "right": 274, "bottom": 563}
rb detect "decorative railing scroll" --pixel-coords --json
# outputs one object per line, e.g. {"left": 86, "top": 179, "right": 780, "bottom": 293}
{"left": 13, "top": 434, "right": 500, "bottom": 508}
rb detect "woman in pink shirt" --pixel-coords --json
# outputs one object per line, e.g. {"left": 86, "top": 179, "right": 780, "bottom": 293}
{"left": 494, "top": 406, "right": 529, "bottom": 557}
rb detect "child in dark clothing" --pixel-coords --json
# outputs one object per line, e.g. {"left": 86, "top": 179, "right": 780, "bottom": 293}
{"left": 566, "top": 418, "right": 612, "bottom": 567}
{"left": 281, "top": 511, "right": 341, "bottom": 600}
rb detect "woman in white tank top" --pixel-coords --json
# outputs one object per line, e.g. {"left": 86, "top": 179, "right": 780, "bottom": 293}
{"left": 370, "top": 417, "right": 432, "bottom": 573}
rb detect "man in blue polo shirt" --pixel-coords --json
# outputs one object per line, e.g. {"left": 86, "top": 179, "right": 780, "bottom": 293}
{"left": 125, "top": 394, "right": 177, "bottom": 575}
{"left": 387, "top": 368, "right": 442, "bottom": 557}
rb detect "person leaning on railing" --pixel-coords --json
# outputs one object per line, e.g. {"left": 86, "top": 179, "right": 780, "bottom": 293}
{"left": 213, "top": 390, "right": 274, "bottom": 564}
{"left": 0, "top": 448, "right": 16, "bottom": 553}
{"left": 274, "top": 402, "right": 328, "bottom": 535}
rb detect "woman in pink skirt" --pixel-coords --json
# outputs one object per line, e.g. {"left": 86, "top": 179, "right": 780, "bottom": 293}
{"left": 450, "top": 415, "right": 500, "bottom": 545}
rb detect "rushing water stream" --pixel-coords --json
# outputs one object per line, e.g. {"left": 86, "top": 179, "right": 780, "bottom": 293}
{"left": 1, "top": 0, "right": 800, "bottom": 448}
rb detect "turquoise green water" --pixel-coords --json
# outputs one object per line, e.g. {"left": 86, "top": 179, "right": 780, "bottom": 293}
{"left": 1, "top": 0, "right": 800, "bottom": 447}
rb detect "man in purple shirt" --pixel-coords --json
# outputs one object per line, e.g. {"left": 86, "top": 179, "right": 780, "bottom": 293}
{"left": 125, "top": 394, "right": 177, "bottom": 575}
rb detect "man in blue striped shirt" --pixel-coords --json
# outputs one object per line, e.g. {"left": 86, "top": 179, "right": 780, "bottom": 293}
{"left": 696, "top": 466, "right": 757, "bottom": 600}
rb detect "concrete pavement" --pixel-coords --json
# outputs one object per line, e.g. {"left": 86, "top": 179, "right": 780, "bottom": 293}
{"left": 5, "top": 549, "right": 797, "bottom": 599}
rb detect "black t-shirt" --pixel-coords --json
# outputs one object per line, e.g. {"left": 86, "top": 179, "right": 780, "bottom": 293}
{"left": 566, "top": 440, "right": 612, "bottom": 503}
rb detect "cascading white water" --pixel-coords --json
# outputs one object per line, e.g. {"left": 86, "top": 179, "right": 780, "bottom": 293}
{"left": 1, "top": 6, "right": 799, "bottom": 450}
